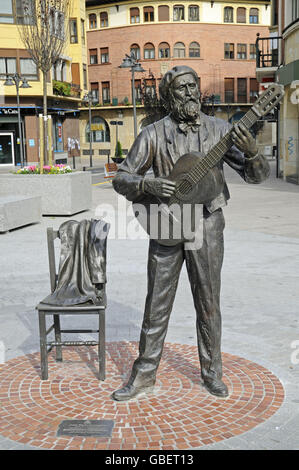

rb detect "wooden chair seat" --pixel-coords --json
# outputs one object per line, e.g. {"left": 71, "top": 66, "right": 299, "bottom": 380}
{"left": 36, "top": 227, "right": 106, "bottom": 381}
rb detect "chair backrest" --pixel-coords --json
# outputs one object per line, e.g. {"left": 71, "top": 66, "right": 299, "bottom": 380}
{"left": 47, "top": 227, "right": 59, "bottom": 293}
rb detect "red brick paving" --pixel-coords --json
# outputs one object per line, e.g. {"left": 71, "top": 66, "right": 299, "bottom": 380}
{"left": 0, "top": 342, "right": 284, "bottom": 450}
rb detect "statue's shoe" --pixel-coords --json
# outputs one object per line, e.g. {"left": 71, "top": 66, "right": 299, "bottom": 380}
{"left": 111, "top": 383, "right": 154, "bottom": 402}
{"left": 204, "top": 378, "right": 229, "bottom": 398}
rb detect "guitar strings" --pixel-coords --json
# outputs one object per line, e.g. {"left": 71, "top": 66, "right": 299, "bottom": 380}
{"left": 174, "top": 109, "right": 258, "bottom": 198}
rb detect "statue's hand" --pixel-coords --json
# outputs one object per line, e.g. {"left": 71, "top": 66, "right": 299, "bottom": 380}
{"left": 232, "top": 123, "right": 258, "bottom": 158}
{"left": 144, "top": 177, "right": 176, "bottom": 198}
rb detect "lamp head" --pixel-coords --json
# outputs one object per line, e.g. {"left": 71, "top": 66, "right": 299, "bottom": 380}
{"left": 4, "top": 76, "right": 14, "bottom": 86}
{"left": 133, "top": 63, "right": 145, "bottom": 73}
{"left": 119, "top": 57, "right": 133, "bottom": 68}
{"left": 20, "top": 78, "right": 31, "bottom": 89}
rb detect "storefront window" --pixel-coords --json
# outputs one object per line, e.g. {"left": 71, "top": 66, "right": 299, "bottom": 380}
{"left": 0, "top": 133, "right": 15, "bottom": 165}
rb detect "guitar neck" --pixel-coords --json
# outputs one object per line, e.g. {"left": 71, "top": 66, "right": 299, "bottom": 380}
{"left": 181, "top": 108, "right": 259, "bottom": 187}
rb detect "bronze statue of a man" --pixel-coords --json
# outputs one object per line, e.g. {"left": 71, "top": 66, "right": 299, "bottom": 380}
{"left": 112, "top": 65, "right": 270, "bottom": 401}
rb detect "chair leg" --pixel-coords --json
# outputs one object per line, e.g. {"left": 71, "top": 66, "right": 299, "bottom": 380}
{"left": 53, "top": 314, "right": 63, "bottom": 362}
{"left": 98, "top": 310, "right": 105, "bottom": 381}
{"left": 38, "top": 311, "right": 48, "bottom": 380}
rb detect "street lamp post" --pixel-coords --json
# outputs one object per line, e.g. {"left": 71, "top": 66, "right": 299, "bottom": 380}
{"left": 84, "top": 92, "right": 97, "bottom": 168}
{"left": 119, "top": 52, "right": 145, "bottom": 139}
{"left": 4, "top": 73, "right": 31, "bottom": 168}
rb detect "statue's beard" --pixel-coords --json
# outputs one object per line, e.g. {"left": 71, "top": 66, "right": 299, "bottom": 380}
{"left": 170, "top": 97, "right": 201, "bottom": 123}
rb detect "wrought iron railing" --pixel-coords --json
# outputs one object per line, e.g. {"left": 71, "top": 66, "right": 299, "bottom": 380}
{"left": 255, "top": 33, "right": 282, "bottom": 68}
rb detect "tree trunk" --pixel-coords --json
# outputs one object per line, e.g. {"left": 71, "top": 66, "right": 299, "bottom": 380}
{"left": 43, "top": 71, "right": 48, "bottom": 168}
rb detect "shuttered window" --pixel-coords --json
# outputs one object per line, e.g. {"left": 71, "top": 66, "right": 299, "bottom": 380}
{"left": 91, "top": 82, "right": 99, "bottom": 102}
{"left": 237, "top": 78, "right": 247, "bottom": 103}
{"left": 225, "top": 78, "right": 234, "bottom": 103}
{"left": 100, "top": 47, "right": 109, "bottom": 63}
{"left": 237, "top": 43, "right": 247, "bottom": 59}
{"left": 102, "top": 82, "right": 110, "bottom": 103}
{"left": 249, "top": 8, "right": 259, "bottom": 23}
{"left": 224, "top": 43, "right": 234, "bottom": 59}
{"left": 250, "top": 44, "right": 256, "bottom": 60}
{"left": 158, "top": 5, "right": 169, "bottom": 21}
{"left": 89, "top": 49, "right": 98, "bottom": 64}
{"left": 237, "top": 7, "right": 246, "bottom": 23}
{"left": 100, "top": 12, "right": 108, "bottom": 27}
{"left": 130, "top": 7, "right": 140, "bottom": 23}
{"left": 144, "top": 6, "right": 154, "bottom": 22}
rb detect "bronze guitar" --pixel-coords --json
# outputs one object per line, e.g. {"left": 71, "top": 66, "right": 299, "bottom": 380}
{"left": 133, "top": 83, "right": 284, "bottom": 246}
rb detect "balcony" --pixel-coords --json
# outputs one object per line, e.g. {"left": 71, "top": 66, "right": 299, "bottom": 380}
{"left": 255, "top": 34, "right": 283, "bottom": 82}
{"left": 52, "top": 80, "right": 82, "bottom": 99}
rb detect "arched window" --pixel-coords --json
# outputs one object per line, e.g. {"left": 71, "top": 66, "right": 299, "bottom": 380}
{"left": 174, "top": 42, "right": 185, "bottom": 58}
{"left": 189, "top": 5, "right": 199, "bottom": 21}
{"left": 173, "top": 5, "right": 185, "bottom": 21}
{"left": 224, "top": 6, "right": 233, "bottom": 23}
{"left": 144, "top": 42, "right": 155, "bottom": 59}
{"left": 189, "top": 41, "right": 200, "bottom": 57}
{"left": 144, "top": 6, "right": 154, "bottom": 22}
{"left": 249, "top": 8, "right": 259, "bottom": 23}
{"left": 86, "top": 116, "right": 110, "bottom": 143}
{"left": 89, "top": 14, "right": 97, "bottom": 29}
{"left": 130, "top": 7, "right": 140, "bottom": 24}
{"left": 158, "top": 5, "right": 169, "bottom": 21}
{"left": 130, "top": 43, "right": 140, "bottom": 60}
{"left": 237, "top": 7, "right": 246, "bottom": 23}
{"left": 100, "top": 11, "right": 108, "bottom": 27}
{"left": 158, "top": 42, "right": 170, "bottom": 58}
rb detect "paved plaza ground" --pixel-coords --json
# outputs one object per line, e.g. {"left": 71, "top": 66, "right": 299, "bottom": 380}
{"left": 0, "top": 160, "right": 299, "bottom": 450}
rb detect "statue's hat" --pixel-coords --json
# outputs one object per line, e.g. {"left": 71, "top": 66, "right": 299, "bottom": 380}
{"left": 159, "top": 66, "right": 199, "bottom": 102}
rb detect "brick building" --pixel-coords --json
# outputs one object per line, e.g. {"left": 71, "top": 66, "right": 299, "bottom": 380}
{"left": 82, "top": 0, "right": 272, "bottom": 156}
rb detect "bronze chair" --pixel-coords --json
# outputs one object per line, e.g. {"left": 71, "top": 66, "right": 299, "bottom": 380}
{"left": 36, "top": 227, "right": 106, "bottom": 381}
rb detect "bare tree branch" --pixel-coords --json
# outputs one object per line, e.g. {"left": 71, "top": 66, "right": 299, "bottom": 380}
{"left": 17, "top": 0, "right": 71, "bottom": 167}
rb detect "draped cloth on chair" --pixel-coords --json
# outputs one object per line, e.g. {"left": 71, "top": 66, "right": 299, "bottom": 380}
{"left": 41, "top": 219, "right": 110, "bottom": 306}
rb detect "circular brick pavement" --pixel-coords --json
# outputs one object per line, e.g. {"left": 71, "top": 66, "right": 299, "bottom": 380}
{"left": 0, "top": 342, "right": 284, "bottom": 450}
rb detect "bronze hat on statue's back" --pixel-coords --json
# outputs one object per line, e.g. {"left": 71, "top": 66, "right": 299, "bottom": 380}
{"left": 111, "top": 64, "right": 275, "bottom": 402}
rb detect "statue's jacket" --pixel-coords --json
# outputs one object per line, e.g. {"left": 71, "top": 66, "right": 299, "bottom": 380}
{"left": 113, "top": 112, "right": 270, "bottom": 213}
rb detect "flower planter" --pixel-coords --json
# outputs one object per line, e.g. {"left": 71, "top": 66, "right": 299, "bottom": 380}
{"left": 112, "top": 157, "right": 125, "bottom": 164}
{"left": 0, "top": 171, "right": 92, "bottom": 216}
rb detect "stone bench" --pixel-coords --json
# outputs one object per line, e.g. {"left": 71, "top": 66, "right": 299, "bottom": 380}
{"left": 0, "top": 195, "right": 42, "bottom": 233}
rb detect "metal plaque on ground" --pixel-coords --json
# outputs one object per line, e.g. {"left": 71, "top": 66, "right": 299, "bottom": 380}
{"left": 57, "top": 420, "right": 114, "bottom": 437}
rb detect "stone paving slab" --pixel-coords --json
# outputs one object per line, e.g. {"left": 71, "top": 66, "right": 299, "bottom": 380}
{"left": 0, "top": 162, "right": 299, "bottom": 450}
